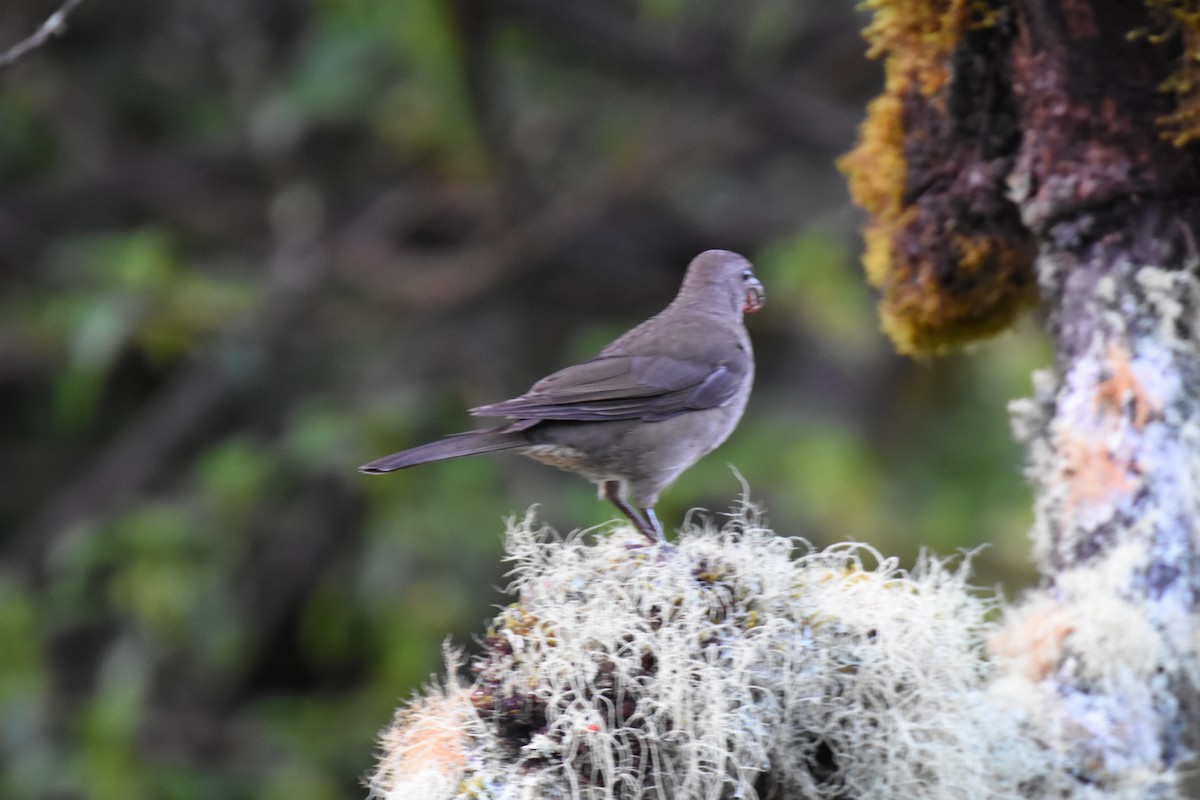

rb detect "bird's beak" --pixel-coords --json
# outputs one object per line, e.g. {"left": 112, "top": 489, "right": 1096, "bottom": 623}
{"left": 743, "top": 277, "right": 765, "bottom": 313}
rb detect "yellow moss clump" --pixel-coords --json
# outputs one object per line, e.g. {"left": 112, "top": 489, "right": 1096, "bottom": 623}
{"left": 1136, "top": 0, "right": 1200, "bottom": 146}
{"left": 856, "top": 0, "right": 984, "bottom": 95}
{"left": 841, "top": 0, "right": 975, "bottom": 251}
{"left": 844, "top": 94, "right": 909, "bottom": 289}
{"left": 841, "top": 0, "right": 1036, "bottom": 356}
{"left": 877, "top": 229, "right": 1036, "bottom": 354}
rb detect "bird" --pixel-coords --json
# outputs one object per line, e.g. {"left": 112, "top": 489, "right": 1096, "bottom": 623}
{"left": 360, "top": 249, "right": 765, "bottom": 543}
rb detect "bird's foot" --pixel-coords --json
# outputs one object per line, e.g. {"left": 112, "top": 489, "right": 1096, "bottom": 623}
{"left": 604, "top": 482, "right": 666, "bottom": 545}
{"left": 638, "top": 507, "right": 666, "bottom": 544}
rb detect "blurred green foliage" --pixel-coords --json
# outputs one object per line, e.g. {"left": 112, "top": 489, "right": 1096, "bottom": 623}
{"left": 24, "top": 228, "right": 255, "bottom": 434}
{"left": 0, "top": 92, "right": 56, "bottom": 179}
{"left": 759, "top": 230, "right": 877, "bottom": 354}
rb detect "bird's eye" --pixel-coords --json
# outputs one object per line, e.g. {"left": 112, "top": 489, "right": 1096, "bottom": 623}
{"left": 741, "top": 269, "right": 754, "bottom": 280}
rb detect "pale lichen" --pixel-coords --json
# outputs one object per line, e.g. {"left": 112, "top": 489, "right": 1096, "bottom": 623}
{"left": 370, "top": 507, "right": 1056, "bottom": 799}
{"left": 999, "top": 224, "right": 1200, "bottom": 796}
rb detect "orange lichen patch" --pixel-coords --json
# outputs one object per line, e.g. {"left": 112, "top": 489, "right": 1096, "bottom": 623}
{"left": 1060, "top": 436, "right": 1139, "bottom": 516}
{"left": 1095, "top": 343, "right": 1158, "bottom": 429}
{"left": 989, "top": 603, "right": 1075, "bottom": 682}
{"left": 375, "top": 692, "right": 469, "bottom": 787}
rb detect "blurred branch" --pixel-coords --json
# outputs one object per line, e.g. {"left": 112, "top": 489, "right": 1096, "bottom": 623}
{"left": 0, "top": 0, "right": 91, "bottom": 70}
{"left": 489, "top": 0, "right": 860, "bottom": 153}
{"left": 10, "top": 359, "right": 238, "bottom": 582}
{"left": 336, "top": 134, "right": 738, "bottom": 309}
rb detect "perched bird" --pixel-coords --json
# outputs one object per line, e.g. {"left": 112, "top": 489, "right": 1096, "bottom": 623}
{"left": 360, "top": 249, "right": 765, "bottom": 542}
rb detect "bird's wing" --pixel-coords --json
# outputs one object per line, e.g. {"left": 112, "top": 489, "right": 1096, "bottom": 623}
{"left": 469, "top": 354, "right": 745, "bottom": 422}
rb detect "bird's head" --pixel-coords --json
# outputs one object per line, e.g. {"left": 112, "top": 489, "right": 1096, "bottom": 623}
{"left": 680, "top": 250, "right": 765, "bottom": 317}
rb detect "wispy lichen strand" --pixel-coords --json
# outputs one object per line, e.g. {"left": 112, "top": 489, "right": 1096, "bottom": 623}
{"left": 370, "top": 509, "right": 1055, "bottom": 799}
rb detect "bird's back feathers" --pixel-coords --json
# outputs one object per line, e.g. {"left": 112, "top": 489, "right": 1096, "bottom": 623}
{"left": 469, "top": 352, "right": 746, "bottom": 423}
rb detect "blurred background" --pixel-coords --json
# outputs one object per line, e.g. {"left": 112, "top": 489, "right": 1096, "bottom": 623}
{"left": 0, "top": 0, "right": 1051, "bottom": 797}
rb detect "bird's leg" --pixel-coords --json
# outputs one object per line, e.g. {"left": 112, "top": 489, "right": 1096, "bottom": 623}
{"left": 639, "top": 507, "right": 665, "bottom": 544}
{"left": 602, "top": 481, "right": 661, "bottom": 544}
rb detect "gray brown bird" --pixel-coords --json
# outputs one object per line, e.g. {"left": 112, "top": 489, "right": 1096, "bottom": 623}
{"left": 360, "top": 249, "right": 764, "bottom": 542}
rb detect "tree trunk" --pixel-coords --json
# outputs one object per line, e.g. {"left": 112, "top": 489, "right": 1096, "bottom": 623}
{"left": 998, "top": 0, "right": 1200, "bottom": 788}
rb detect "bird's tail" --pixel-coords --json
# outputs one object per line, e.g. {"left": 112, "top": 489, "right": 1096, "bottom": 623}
{"left": 359, "top": 428, "right": 524, "bottom": 474}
